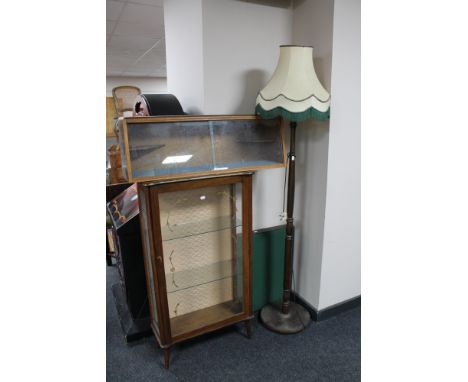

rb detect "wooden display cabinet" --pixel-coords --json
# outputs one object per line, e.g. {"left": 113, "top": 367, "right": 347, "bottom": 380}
{"left": 137, "top": 172, "right": 253, "bottom": 368}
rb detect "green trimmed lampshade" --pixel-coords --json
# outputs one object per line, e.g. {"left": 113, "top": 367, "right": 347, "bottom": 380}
{"left": 256, "top": 45, "right": 330, "bottom": 122}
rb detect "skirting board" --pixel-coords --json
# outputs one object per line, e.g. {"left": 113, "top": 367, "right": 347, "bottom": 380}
{"left": 291, "top": 292, "right": 361, "bottom": 322}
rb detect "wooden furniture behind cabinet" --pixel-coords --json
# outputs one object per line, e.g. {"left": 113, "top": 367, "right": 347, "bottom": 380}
{"left": 106, "top": 97, "right": 118, "bottom": 137}
{"left": 137, "top": 172, "right": 253, "bottom": 369}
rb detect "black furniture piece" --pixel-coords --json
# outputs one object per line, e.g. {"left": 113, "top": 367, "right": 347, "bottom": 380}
{"left": 107, "top": 184, "right": 151, "bottom": 342}
{"left": 134, "top": 93, "right": 185, "bottom": 116}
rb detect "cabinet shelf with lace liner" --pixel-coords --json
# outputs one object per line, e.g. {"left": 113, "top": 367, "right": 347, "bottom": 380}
{"left": 137, "top": 172, "right": 253, "bottom": 369}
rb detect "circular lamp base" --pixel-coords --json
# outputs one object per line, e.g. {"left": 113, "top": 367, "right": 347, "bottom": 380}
{"left": 260, "top": 302, "right": 311, "bottom": 334}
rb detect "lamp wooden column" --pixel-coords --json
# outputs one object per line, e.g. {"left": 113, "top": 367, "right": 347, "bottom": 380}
{"left": 255, "top": 45, "right": 331, "bottom": 334}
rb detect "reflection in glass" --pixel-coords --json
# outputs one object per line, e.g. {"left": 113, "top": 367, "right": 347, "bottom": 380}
{"left": 212, "top": 119, "right": 283, "bottom": 169}
{"left": 107, "top": 183, "right": 139, "bottom": 229}
{"left": 128, "top": 122, "right": 212, "bottom": 179}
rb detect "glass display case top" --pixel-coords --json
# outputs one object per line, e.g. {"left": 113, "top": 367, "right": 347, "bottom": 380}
{"left": 120, "top": 116, "right": 285, "bottom": 182}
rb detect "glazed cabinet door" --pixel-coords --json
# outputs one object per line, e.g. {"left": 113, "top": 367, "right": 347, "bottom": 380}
{"left": 139, "top": 174, "right": 252, "bottom": 346}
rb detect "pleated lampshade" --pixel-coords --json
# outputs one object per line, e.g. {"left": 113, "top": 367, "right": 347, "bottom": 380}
{"left": 255, "top": 45, "right": 330, "bottom": 122}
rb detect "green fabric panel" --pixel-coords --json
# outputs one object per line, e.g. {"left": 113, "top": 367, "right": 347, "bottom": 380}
{"left": 255, "top": 104, "right": 330, "bottom": 122}
{"left": 252, "top": 226, "right": 286, "bottom": 311}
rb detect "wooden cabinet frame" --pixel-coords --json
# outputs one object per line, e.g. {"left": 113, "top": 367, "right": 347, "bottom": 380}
{"left": 137, "top": 172, "right": 253, "bottom": 368}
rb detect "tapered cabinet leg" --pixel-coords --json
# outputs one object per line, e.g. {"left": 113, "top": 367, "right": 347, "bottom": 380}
{"left": 245, "top": 320, "right": 252, "bottom": 339}
{"left": 163, "top": 348, "right": 171, "bottom": 369}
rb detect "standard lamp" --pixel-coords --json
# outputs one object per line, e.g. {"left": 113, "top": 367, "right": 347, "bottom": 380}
{"left": 255, "top": 45, "right": 330, "bottom": 334}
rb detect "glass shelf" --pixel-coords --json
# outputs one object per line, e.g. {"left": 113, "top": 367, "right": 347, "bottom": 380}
{"left": 161, "top": 215, "right": 241, "bottom": 242}
{"left": 166, "top": 259, "right": 239, "bottom": 294}
{"left": 167, "top": 276, "right": 243, "bottom": 323}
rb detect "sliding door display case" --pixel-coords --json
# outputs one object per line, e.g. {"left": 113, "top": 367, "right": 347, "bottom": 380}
{"left": 138, "top": 172, "right": 253, "bottom": 368}
{"left": 118, "top": 115, "right": 285, "bottom": 182}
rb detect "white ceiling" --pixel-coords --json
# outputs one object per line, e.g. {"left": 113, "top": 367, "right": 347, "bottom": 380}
{"left": 106, "top": 0, "right": 166, "bottom": 77}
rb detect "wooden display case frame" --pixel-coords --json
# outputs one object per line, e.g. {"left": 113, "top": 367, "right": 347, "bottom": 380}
{"left": 137, "top": 172, "right": 253, "bottom": 369}
{"left": 121, "top": 115, "right": 286, "bottom": 183}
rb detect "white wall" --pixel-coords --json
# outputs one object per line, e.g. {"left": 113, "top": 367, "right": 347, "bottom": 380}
{"left": 291, "top": 0, "right": 360, "bottom": 310}
{"left": 164, "top": 0, "right": 293, "bottom": 230}
{"left": 202, "top": 0, "right": 293, "bottom": 230}
{"left": 106, "top": 76, "right": 167, "bottom": 96}
{"left": 291, "top": 0, "right": 334, "bottom": 309}
{"left": 202, "top": 0, "right": 292, "bottom": 115}
{"left": 319, "top": 0, "right": 361, "bottom": 309}
{"left": 164, "top": 0, "right": 205, "bottom": 114}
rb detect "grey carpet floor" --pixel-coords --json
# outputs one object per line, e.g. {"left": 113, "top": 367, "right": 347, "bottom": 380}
{"left": 107, "top": 265, "right": 361, "bottom": 382}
